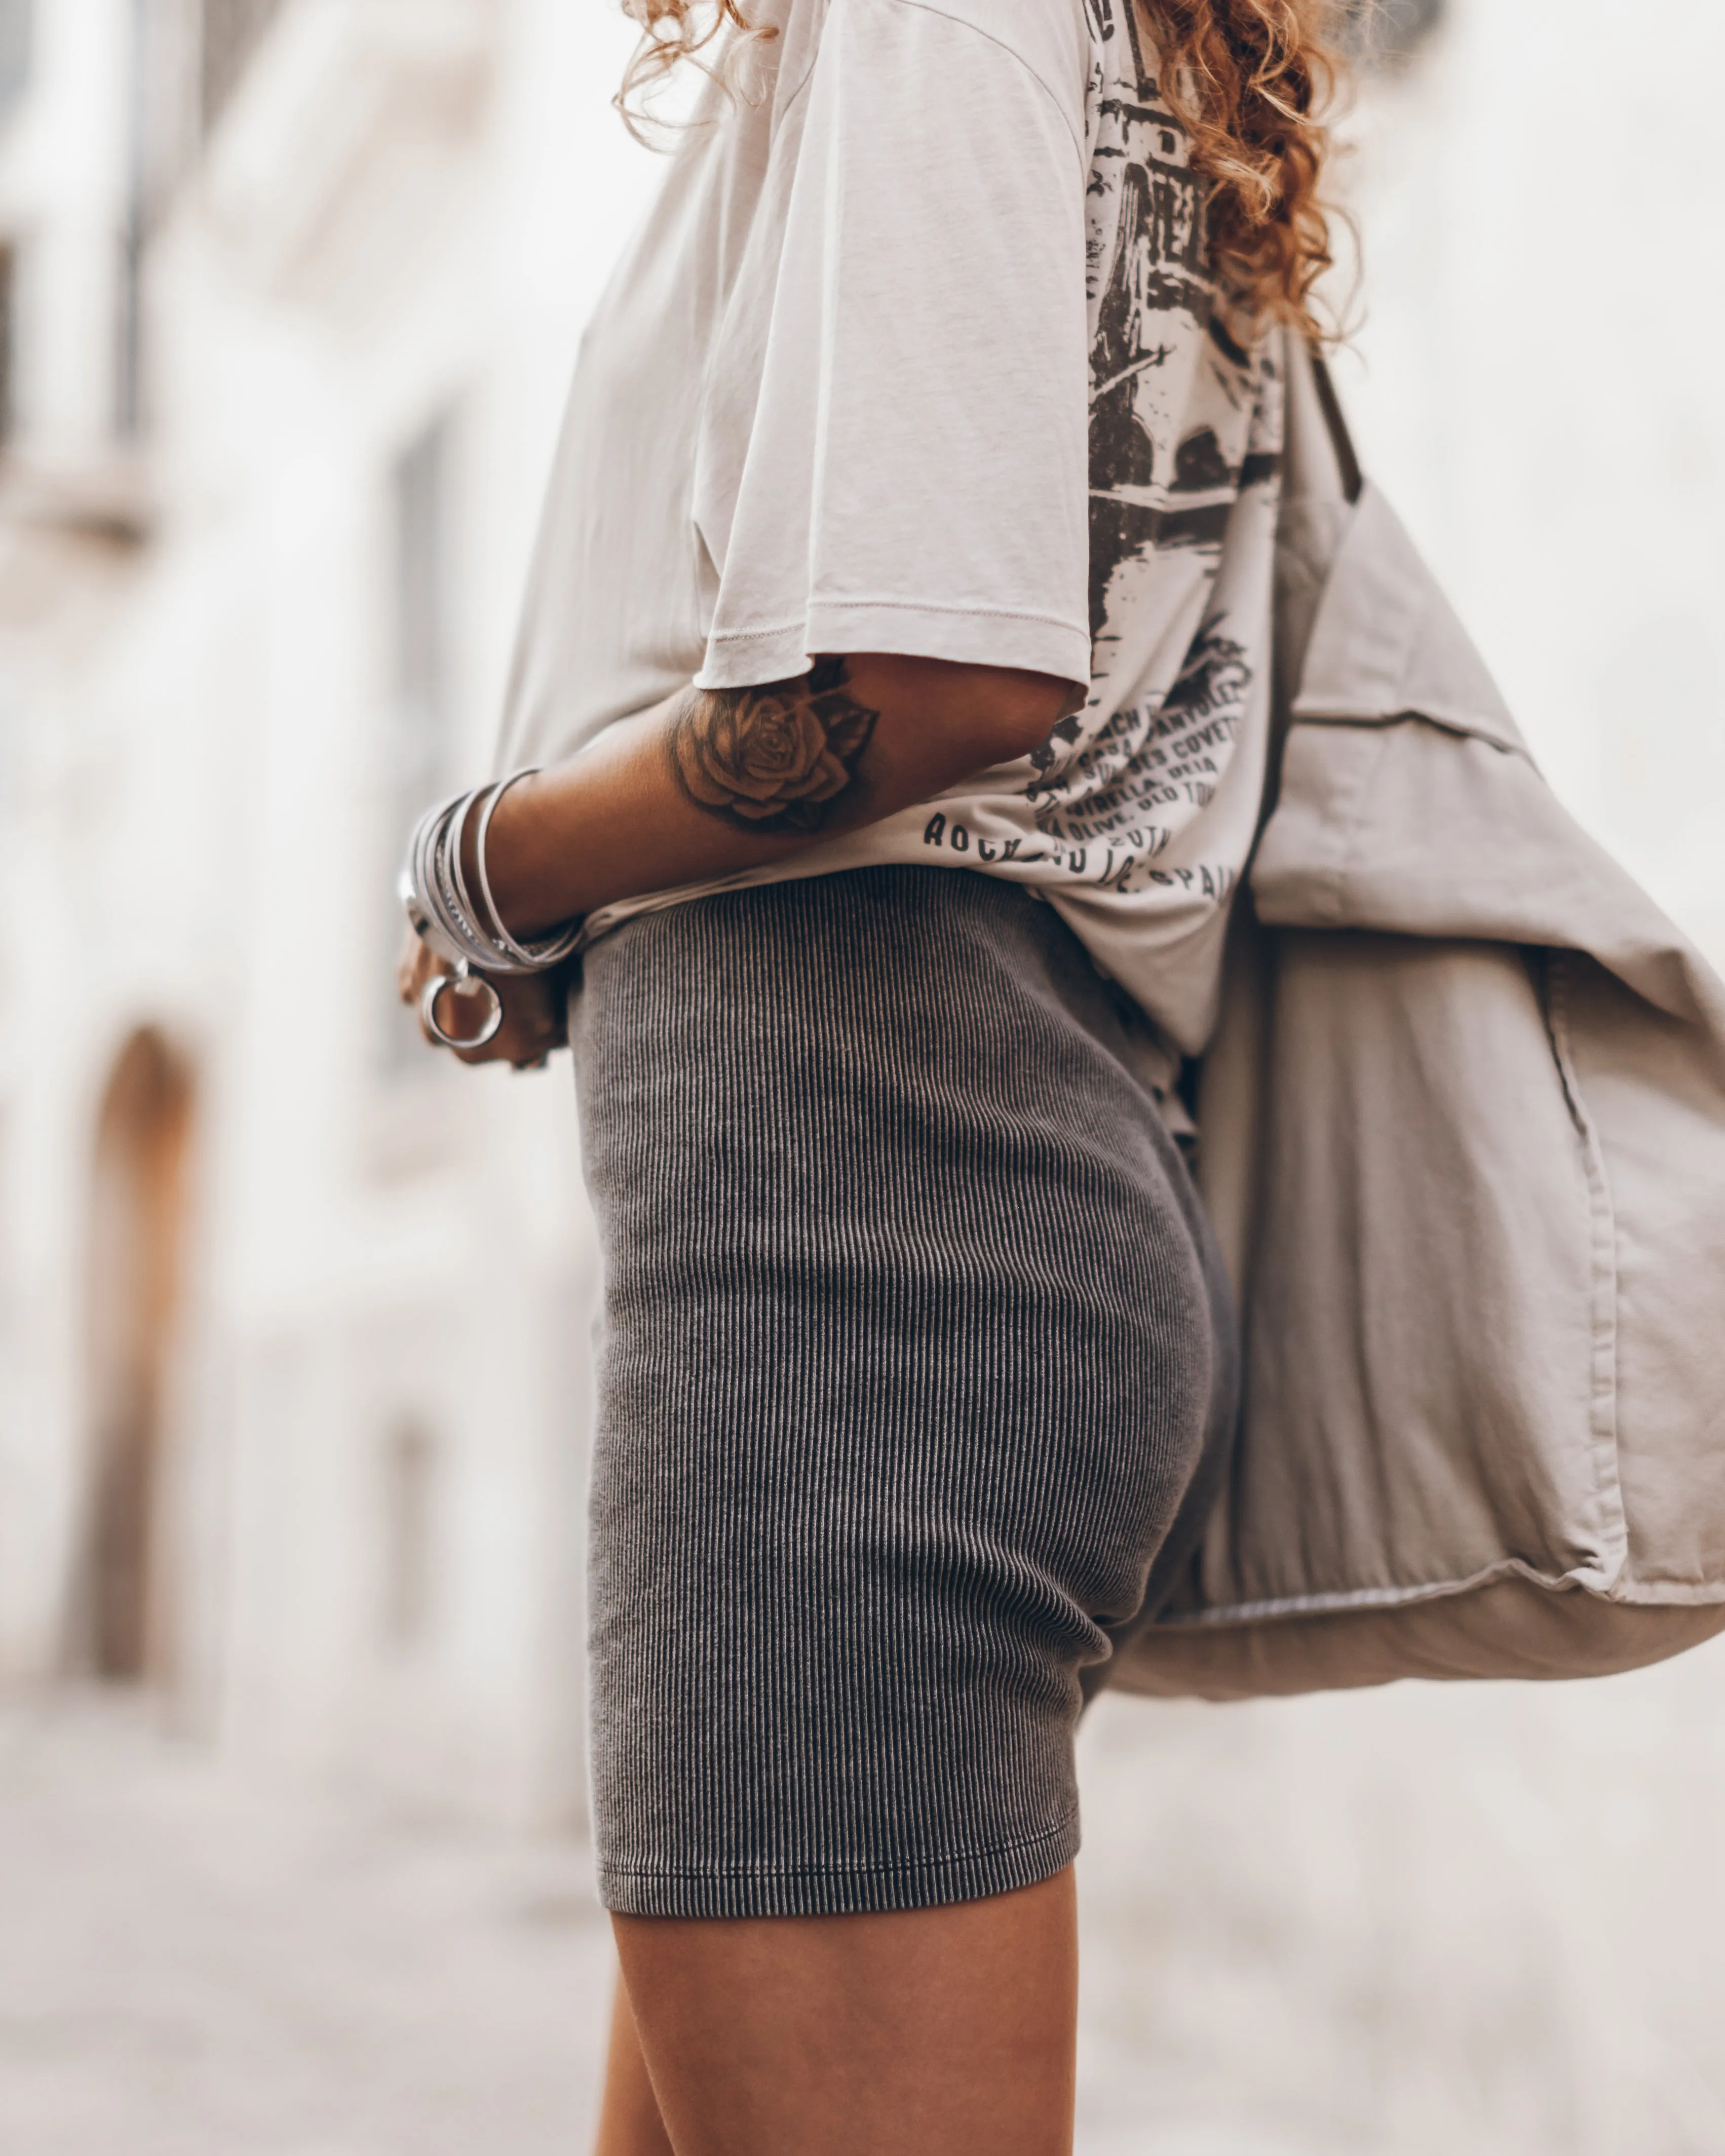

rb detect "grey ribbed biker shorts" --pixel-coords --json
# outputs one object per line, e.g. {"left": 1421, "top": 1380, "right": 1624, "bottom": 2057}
{"left": 569, "top": 866, "right": 1236, "bottom": 1918}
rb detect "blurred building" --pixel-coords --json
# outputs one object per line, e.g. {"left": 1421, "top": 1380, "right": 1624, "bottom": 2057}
{"left": 0, "top": 0, "right": 1722, "bottom": 1859}
{"left": 0, "top": 0, "right": 660, "bottom": 1819}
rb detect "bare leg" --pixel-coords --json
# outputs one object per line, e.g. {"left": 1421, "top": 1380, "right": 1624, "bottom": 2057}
{"left": 594, "top": 1980, "right": 676, "bottom": 2156}
{"left": 609, "top": 1866, "right": 1078, "bottom": 2156}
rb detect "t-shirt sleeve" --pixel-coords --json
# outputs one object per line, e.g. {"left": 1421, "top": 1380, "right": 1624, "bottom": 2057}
{"left": 692, "top": 0, "right": 1092, "bottom": 694}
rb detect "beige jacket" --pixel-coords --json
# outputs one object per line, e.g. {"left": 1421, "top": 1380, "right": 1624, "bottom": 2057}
{"left": 1117, "top": 341, "right": 1725, "bottom": 1699}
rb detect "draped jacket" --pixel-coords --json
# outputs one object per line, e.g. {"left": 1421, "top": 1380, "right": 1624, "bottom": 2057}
{"left": 1119, "top": 341, "right": 1725, "bottom": 1698}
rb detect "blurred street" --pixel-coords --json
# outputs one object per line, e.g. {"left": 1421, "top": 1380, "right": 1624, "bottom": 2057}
{"left": 0, "top": 1696, "right": 615, "bottom": 2156}
{"left": 10, "top": 1667, "right": 1725, "bottom": 2156}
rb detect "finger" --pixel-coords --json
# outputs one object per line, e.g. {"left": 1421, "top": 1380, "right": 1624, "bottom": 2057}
{"left": 420, "top": 969, "right": 567, "bottom": 1066}
{"left": 453, "top": 1008, "right": 550, "bottom": 1067}
{"left": 401, "top": 946, "right": 442, "bottom": 1009}
{"left": 454, "top": 1000, "right": 562, "bottom": 1069}
{"left": 397, "top": 925, "right": 432, "bottom": 1003}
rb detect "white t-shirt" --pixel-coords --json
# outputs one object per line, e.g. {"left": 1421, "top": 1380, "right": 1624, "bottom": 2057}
{"left": 495, "top": 0, "right": 1283, "bottom": 1055}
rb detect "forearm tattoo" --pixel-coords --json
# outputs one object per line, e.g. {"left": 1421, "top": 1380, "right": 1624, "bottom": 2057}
{"left": 668, "top": 657, "right": 879, "bottom": 836}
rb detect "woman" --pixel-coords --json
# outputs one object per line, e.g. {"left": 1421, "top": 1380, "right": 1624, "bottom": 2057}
{"left": 400, "top": 0, "right": 1336, "bottom": 2146}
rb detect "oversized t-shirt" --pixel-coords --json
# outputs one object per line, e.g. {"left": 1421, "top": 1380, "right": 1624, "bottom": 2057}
{"left": 495, "top": 0, "right": 1284, "bottom": 1055}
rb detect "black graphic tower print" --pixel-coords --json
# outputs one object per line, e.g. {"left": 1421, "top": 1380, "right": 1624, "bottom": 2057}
{"left": 1018, "top": 0, "right": 1283, "bottom": 901}
{"left": 1088, "top": 6, "right": 1236, "bottom": 630}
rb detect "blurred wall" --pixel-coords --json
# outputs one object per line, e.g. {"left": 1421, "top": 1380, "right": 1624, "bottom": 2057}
{"left": 0, "top": 0, "right": 663, "bottom": 1819}
{"left": 1334, "top": 0, "right": 1725, "bottom": 965}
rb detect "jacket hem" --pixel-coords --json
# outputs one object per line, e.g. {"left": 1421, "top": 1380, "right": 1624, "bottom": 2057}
{"left": 1146, "top": 1554, "right": 1725, "bottom": 1633}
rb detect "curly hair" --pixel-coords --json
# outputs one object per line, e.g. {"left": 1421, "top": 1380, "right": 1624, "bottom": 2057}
{"left": 615, "top": 0, "right": 776, "bottom": 130}
{"left": 1148, "top": 0, "right": 1342, "bottom": 330}
{"left": 617, "top": 0, "right": 1343, "bottom": 331}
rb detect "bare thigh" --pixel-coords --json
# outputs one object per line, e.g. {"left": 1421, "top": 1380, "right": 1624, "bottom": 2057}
{"left": 595, "top": 1869, "right": 1078, "bottom": 2156}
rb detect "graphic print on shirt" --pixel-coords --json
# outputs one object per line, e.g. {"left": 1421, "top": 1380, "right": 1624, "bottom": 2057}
{"left": 538, "top": 0, "right": 1294, "bottom": 1048}
{"left": 1019, "top": 0, "right": 1283, "bottom": 891}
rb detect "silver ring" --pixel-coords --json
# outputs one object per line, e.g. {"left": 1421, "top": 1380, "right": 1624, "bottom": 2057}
{"left": 420, "top": 969, "right": 504, "bottom": 1052}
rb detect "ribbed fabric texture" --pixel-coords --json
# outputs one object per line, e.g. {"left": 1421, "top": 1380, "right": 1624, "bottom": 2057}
{"left": 570, "top": 866, "right": 1233, "bottom": 1918}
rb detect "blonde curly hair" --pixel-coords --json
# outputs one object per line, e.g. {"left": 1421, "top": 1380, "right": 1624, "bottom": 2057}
{"left": 1151, "top": 0, "right": 1342, "bottom": 329}
{"left": 615, "top": 0, "right": 775, "bottom": 128}
{"left": 617, "top": 0, "right": 1344, "bottom": 331}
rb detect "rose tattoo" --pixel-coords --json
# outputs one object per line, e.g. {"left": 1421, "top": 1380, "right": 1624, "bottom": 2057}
{"left": 668, "top": 657, "right": 879, "bottom": 835}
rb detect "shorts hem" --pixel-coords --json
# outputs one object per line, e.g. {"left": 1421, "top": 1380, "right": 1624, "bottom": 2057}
{"left": 598, "top": 1810, "right": 1081, "bottom": 1919}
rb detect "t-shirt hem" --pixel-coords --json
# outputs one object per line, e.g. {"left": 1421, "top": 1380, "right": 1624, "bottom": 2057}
{"left": 696, "top": 599, "right": 1090, "bottom": 691}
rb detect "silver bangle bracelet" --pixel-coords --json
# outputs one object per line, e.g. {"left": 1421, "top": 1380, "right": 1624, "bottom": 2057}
{"left": 473, "top": 771, "right": 580, "bottom": 972}
{"left": 447, "top": 784, "right": 494, "bottom": 964}
{"left": 399, "top": 769, "right": 582, "bottom": 982}
{"left": 433, "top": 787, "right": 499, "bottom": 971}
{"left": 403, "top": 788, "right": 475, "bottom": 967}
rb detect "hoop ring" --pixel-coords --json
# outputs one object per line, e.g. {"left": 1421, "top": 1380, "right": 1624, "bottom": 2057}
{"left": 420, "top": 969, "right": 505, "bottom": 1052}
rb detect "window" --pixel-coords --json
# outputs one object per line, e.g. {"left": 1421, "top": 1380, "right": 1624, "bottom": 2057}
{"left": 382, "top": 410, "right": 462, "bottom": 1070}
{"left": 1344, "top": 0, "right": 1445, "bottom": 66}
{"left": 200, "top": 0, "right": 285, "bottom": 133}
{"left": 116, "top": 230, "right": 143, "bottom": 439}
{"left": 0, "top": 244, "right": 14, "bottom": 448}
{"left": 1381, "top": 0, "right": 1444, "bottom": 55}
{"left": 0, "top": 1105, "right": 13, "bottom": 1327}
{"left": 0, "top": 1, "right": 29, "bottom": 124}
{"left": 394, "top": 416, "right": 458, "bottom": 794}
{"left": 82, "top": 1031, "right": 198, "bottom": 1685}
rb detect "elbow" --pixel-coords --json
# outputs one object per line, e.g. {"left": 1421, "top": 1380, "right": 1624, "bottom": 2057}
{"left": 837, "top": 652, "right": 1084, "bottom": 788}
{"left": 970, "top": 672, "right": 1084, "bottom": 764}
{"left": 849, "top": 653, "right": 1081, "bottom": 767}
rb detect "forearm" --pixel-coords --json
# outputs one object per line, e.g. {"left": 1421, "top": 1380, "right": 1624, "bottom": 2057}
{"left": 477, "top": 653, "right": 1078, "bottom": 938}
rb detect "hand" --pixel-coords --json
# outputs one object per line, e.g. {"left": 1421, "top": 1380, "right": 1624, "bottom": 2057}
{"left": 396, "top": 926, "right": 570, "bottom": 1068}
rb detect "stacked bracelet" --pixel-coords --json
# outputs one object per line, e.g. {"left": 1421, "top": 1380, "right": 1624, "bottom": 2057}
{"left": 398, "top": 770, "right": 582, "bottom": 1052}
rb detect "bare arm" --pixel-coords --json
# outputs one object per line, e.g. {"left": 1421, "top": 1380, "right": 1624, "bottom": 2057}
{"left": 401, "top": 653, "right": 1077, "bottom": 1063}
{"left": 481, "top": 651, "right": 1076, "bottom": 936}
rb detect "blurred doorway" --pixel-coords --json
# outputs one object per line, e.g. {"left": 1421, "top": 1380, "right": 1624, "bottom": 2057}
{"left": 79, "top": 1029, "right": 197, "bottom": 1683}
